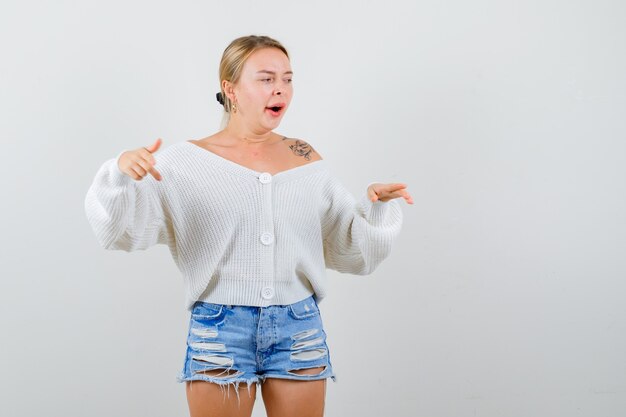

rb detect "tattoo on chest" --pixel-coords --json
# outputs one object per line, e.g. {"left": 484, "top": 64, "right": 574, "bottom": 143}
{"left": 287, "top": 139, "right": 314, "bottom": 161}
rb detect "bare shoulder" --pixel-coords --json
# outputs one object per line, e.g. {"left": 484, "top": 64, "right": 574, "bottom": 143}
{"left": 189, "top": 132, "right": 224, "bottom": 147}
{"left": 281, "top": 137, "right": 323, "bottom": 162}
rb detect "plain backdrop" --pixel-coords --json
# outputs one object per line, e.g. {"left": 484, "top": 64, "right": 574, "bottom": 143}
{"left": 1, "top": 1, "right": 625, "bottom": 416}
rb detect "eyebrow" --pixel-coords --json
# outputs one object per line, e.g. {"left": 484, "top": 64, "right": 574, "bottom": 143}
{"left": 256, "top": 70, "right": 293, "bottom": 75}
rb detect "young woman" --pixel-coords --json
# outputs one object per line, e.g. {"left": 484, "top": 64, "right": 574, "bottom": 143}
{"left": 85, "top": 35, "right": 412, "bottom": 417}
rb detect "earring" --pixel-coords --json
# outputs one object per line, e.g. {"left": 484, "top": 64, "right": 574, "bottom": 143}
{"left": 232, "top": 102, "right": 237, "bottom": 114}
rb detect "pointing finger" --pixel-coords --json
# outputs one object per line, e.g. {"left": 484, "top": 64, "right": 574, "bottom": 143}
{"left": 398, "top": 189, "right": 414, "bottom": 204}
{"left": 148, "top": 166, "right": 162, "bottom": 181}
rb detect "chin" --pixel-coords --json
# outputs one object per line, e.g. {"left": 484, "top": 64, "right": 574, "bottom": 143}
{"left": 261, "top": 118, "right": 283, "bottom": 130}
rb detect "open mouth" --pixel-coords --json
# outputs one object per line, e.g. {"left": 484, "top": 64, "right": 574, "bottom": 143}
{"left": 266, "top": 104, "right": 285, "bottom": 116}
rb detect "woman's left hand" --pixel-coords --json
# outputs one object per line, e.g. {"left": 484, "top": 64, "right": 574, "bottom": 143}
{"left": 367, "top": 183, "right": 414, "bottom": 204}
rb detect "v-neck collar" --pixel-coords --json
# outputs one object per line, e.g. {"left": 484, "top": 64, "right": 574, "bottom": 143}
{"left": 183, "top": 140, "right": 326, "bottom": 182}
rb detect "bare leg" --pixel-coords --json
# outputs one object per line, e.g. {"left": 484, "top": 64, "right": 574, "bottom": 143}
{"left": 261, "top": 367, "right": 327, "bottom": 417}
{"left": 185, "top": 377, "right": 257, "bottom": 417}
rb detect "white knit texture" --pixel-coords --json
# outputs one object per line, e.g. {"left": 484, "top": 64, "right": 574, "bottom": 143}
{"left": 84, "top": 141, "right": 403, "bottom": 310}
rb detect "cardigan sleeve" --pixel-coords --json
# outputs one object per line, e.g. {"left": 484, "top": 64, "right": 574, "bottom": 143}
{"left": 321, "top": 176, "right": 403, "bottom": 275}
{"left": 84, "top": 152, "right": 170, "bottom": 251}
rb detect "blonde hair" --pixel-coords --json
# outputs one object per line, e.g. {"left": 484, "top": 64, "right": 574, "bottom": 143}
{"left": 218, "top": 35, "right": 290, "bottom": 128}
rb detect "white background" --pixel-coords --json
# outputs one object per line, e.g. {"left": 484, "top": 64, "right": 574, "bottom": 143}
{"left": 1, "top": 1, "right": 625, "bottom": 416}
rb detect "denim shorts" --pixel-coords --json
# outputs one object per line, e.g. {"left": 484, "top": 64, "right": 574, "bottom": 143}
{"left": 176, "top": 295, "right": 335, "bottom": 388}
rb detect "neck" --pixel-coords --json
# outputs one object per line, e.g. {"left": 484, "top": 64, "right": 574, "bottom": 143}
{"left": 224, "top": 118, "right": 274, "bottom": 145}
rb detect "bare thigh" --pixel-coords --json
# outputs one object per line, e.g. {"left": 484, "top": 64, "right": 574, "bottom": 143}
{"left": 186, "top": 380, "right": 257, "bottom": 417}
{"left": 261, "top": 368, "right": 327, "bottom": 417}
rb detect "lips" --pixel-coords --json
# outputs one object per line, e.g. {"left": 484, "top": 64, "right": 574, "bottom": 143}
{"left": 265, "top": 103, "right": 286, "bottom": 116}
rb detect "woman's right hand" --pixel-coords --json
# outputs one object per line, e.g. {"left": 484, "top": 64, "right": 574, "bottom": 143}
{"left": 118, "top": 138, "right": 163, "bottom": 181}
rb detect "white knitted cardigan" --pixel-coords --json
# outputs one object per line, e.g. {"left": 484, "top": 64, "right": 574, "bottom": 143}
{"left": 84, "top": 141, "right": 403, "bottom": 310}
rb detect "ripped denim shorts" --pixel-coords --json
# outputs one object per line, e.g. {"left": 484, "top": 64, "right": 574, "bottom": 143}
{"left": 176, "top": 295, "right": 336, "bottom": 389}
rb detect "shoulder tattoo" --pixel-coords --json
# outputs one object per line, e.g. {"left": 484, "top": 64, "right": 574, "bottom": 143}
{"left": 285, "top": 138, "right": 315, "bottom": 161}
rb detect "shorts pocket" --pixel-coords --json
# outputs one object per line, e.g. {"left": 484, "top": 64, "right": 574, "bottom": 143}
{"left": 288, "top": 296, "right": 320, "bottom": 320}
{"left": 192, "top": 301, "right": 224, "bottom": 320}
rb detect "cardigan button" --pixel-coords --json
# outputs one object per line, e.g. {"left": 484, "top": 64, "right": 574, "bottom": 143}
{"left": 260, "top": 232, "right": 274, "bottom": 245}
{"left": 259, "top": 172, "right": 272, "bottom": 184}
{"left": 261, "top": 287, "right": 275, "bottom": 300}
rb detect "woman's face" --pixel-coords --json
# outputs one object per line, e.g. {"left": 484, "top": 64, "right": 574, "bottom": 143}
{"left": 229, "top": 47, "right": 293, "bottom": 132}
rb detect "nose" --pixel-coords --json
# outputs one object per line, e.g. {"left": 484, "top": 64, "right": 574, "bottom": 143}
{"left": 274, "top": 80, "right": 289, "bottom": 96}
